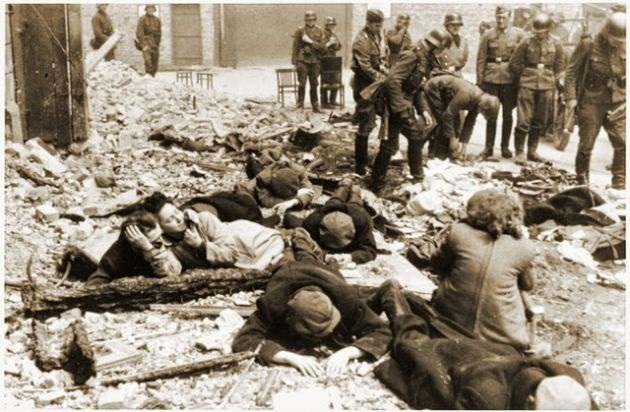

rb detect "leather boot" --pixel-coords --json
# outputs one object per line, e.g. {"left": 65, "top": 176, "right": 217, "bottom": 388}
{"left": 479, "top": 147, "right": 493, "bottom": 159}
{"left": 501, "top": 147, "right": 513, "bottom": 159}
{"left": 370, "top": 149, "right": 391, "bottom": 193}
{"left": 514, "top": 130, "right": 527, "bottom": 165}
{"left": 527, "top": 130, "right": 546, "bottom": 162}
{"left": 312, "top": 103, "right": 322, "bottom": 113}
{"left": 297, "top": 87, "right": 305, "bottom": 109}
{"left": 378, "top": 279, "right": 412, "bottom": 320}
{"left": 354, "top": 134, "right": 369, "bottom": 175}
{"left": 407, "top": 139, "right": 423, "bottom": 178}
{"left": 309, "top": 88, "right": 320, "bottom": 112}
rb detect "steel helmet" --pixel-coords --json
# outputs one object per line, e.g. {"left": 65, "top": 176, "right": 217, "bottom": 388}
{"left": 603, "top": 12, "right": 626, "bottom": 41}
{"left": 532, "top": 12, "right": 552, "bottom": 33}
{"left": 325, "top": 16, "right": 336, "bottom": 26}
{"left": 444, "top": 13, "right": 464, "bottom": 26}
{"left": 304, "top": 10, "right": 317, "bottom": 20}
{"left": 426, "top": 28, "right": 452, "bottom": 48}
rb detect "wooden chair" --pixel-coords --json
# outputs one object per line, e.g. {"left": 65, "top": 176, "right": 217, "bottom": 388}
{"left": 320, "top": 56, "right": 345, "bottom": 109}
{"left": 276, "top": 68, "right": 299, "bottom": 107}
{"left": 176, "top": 71, "right": 193, "bottom": 86}
{"left": 196, "top": 72, "right": 213, "bottom": 89}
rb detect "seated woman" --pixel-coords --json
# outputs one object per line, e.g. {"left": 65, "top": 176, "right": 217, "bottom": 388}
{"left": 429, "top": 188, "right": 535, "bottom": 351}
{"left": 231, "top": 259, "right": 391, "bottom": 378}
{"left": 285, "top": 180, "right": 377, "bottom": 264}
{"left": 143, "top": 192, "right": 286, "bottom": 273}
{"left": 370, "top": 279, "right": 595, "bottom": 410}
{"left": 238, "top": 148, "right": 315, "bottom": 214}
{"left": 85, "top": 211, "right": 182, "bottom": 287}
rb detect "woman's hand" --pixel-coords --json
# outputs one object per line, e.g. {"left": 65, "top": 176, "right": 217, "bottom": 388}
{"left": 286, "top": 353, "right": 324, "bottom": 378}
{"left": 183, "top": 227, "right": 203, "bottom": 248}
{"left": 125, "top": 225, "right": 153, "bottom": 251}
{"left": 325, "top": 346, "right": 365, "bottom": 377}
{"left": 273, "top": 199, "right": 299, "bottom": 215}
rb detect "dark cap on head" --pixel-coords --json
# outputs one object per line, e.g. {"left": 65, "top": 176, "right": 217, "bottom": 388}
{"left": 286, "top": 286, "right": 341, "bottom": 338}
{"left": 145, "top": 4, "right": 156, "bottom": 12}
{"left": 268, "top": 167, "right": 301, "bottom": 199}
{"left": 319, "top": 211, "right": 355, "bottom": 250}
{"left": 366, "top": 8, "right": 385, "bottom": 23}
{"left": 495, "top": 5, "right": 511, "bottom": 16}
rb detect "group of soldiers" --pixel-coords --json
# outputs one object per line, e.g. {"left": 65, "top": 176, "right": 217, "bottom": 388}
{"left": 337, "top": 6, "right": 626, "bottom": 193}
{"left": 91, "top": 4, "right": 162, "bottom": 77}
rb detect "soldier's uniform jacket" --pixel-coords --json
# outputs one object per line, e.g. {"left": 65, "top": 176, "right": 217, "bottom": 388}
{"left": 385, "top": 43, "right": 432, "bottom": 116}
{"left": 424, "top": 75, "right": 484, "bottom": 142}
{"left": 292, "top": 25, "right": 327, "bottom": 64}
{"left": 91, "top": 10, "right": 113, "bottom": 48}
{"left": 386, "top": 28, "right": 413, "bottom": 65}
{"left": 508, "top": 34, "right": 565, "bottom": 90}
{"left": 476, "top": 26, "right": 527, "bottom": 84}
{"left": 323, "top": 28, "right": 342, "bottom": 57}
{"left": 351, "top": 27, "right": 385, "bottom": 84}
{"left": 565, "top": 32, "right": 626, "bottom": 104}
{"left": 431, "top": 34, "right": 469, "bottom": 76}
{"left": 136, "top": 14, "right": 161, "bottom": 49}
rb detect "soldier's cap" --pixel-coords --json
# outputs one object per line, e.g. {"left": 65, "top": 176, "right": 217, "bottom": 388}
{"left": 145, "top": 4, "right": 156, "bottom": 12}
{"left": 397, "top": 13, "right": 411, "bottom": 21}
{"left": 286, "top": 286, "right": 341, "bottom": 338}
{"left": 495, "top": 5, "right": 511, "bottom": 16}
{"left": 535, "top": 376, "right": 591, "bottom": 410}
{"left": 366, "top": 8, "right": 385, "bottom": 23}
{"left": 478, "top": 94, "right": 500, "bottom": 120}
{"left": 319, "top": 211, "right": 355, "bottom": 250}
{"left": 97, "top": 3, "right": 108, "bottom": 8}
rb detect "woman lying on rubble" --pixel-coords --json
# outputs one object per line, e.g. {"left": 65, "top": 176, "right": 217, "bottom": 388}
{"left": 231, "top": 258, "right": 391, "bottom": 378}
{"left": 84, "top": 211, "right": 182, "bottom": 287}
{"left": 368, "top": 279, "right": 596, "bottom": 410}
{"left": 237, "top": 147, "right": 316, "bottom": 215}
{"left": 142, "top": 192, "right": 286, "bottom": 273}
{"left": 284, "top": 178, "right": 378, "bottom": 264}
{"left": 428, "top": 188, "right": 542, "bottom": 353}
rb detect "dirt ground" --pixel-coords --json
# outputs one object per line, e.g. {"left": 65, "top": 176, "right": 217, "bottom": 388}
{"left": 4, "top": 63, "right": 626, "bottom": 410}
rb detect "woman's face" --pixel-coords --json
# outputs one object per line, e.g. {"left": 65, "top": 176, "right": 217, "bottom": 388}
{"left": 157, "top": 203, "right": 186, "bottom": 234}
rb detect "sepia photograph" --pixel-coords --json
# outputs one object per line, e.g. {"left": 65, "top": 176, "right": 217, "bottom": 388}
{"left": 4, "top": 2, "right": 626, "bottom": 410}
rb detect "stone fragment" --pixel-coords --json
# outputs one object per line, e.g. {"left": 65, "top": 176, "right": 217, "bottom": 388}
{"left": 36, "top": 204, "right": 60, "bottom": 222}
{"left": 25, "top": 139, "right": 67, "bottom": 176}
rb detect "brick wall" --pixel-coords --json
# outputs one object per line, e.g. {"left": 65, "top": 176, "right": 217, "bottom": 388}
{"left": 81, "top": 4, "right": 215, "bottom": 73}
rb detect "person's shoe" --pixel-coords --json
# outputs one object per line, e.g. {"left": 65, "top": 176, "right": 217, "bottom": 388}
{"left": 367, "top": 279, "right": 407, "bottom": 316}
{"left": 312, "top": 104, "right": 323, "bottom": 113}
{"left": 576, "top": 174, "right": 589, "bottom": 186}
{"left": 408, "top": 174, "right": 424, "bottom": 184}
{"left": 296, "top": 102, "right": 304, "bottom": 109}
{"left": 527, "top": 151, "right": 546, "bottom": 163}
{"left": 514, "top": 152, "right": 527, "bottom": 165}
{"left": 501, "top": 147, "right": 513, "bottom": 159}
{"left": 479, "top": 147, "right": 493, "bottom": 159}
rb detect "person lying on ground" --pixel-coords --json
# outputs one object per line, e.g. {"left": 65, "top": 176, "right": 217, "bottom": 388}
{"left": 284, "top": 179, "right": 378, "bottom": 264}
{"left": 231, "top": 259, "right": 391, "bottom": 378}
{"left": 428, "top": 188, "right": 540, "bottom": 353}
{"left": 369, "top": 279, "right": 596, "bottom": 410}
{"left": 237, "top": 148, "right": 315, "bottom": 214}
{"left": 142, "top": 192, "right": 285, "bottom": 273}
{"left": 84, "top": 210, "right": 182, "bottom": 287}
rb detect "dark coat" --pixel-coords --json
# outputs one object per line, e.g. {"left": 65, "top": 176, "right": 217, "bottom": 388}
{"left": 180, "top": 191, "right": 263, "bottom": 224}
{"left": 231, "top": 260, "right": 391, "bottom": 364}
{"left": 136, "top": 14, "right": 161, "bottom": 49}
{"left": 524, "top": 186, "right": 606, "bottom": 226}
{"left": 91, "top": 10, "right": 113, "bottom": 48}
{"left": 376, "top": 314, "right": 594, "bottom": 409}
{"left": 85, "top": 236, "right": 154, "bottom": 287}
{"left": 302, "top": 201, "right": 377, "bottom": 263}
{"left": 385, "top": 45, "right": 431, "bottom": 116}
{"left": 508, "top": 34, "right": 564, "bottom": 90}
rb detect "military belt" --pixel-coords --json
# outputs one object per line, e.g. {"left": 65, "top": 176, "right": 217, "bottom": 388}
{"left": 526, "top": 63, "right": 552, "bottom": 69}
{"left": 486, "top": 57, "right": 508, "bottom": 63}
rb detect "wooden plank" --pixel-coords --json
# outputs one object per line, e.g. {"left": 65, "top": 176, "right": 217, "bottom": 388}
{"left": 149, "top": 303, "right": 256, "bottom": 317}
{"left": 66, "top": 4, "right": 88, "bottom": 143}
{"left": 5, "top": 7, "right": 24, "bottom": 143}
{"left": 84, "top": 32, "right": 122, "bottom": 74}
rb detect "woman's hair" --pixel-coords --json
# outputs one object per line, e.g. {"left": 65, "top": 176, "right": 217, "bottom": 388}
{"left": 120, "top": 210, "right": 158, "bottom": 239}
{"left": 464, "top": 189, "right": 524, "bottom": 239}
{"left": 142, "top": 191, "right": 173, "bottom": 215}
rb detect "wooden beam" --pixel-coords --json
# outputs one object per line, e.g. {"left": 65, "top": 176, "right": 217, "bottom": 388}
{"left": 21, "top": 268, "right": 272, "bottom": 317}
{"left": 84, "top": 32, "right": 122, "bottom": 74}
{"left": 149, "top": 304, "right": 256, "bottom": 317}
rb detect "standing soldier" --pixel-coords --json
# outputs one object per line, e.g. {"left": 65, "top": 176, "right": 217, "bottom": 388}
{"left": 320, "top": 16, "right": 342, "bottom": 109}
{"left": 292, "top": 11, "right": 326, "bottom": 112}
{"left": 431, "top": 13, "right": 469, "bottom": 77}
{"left": 136, "top": 4, "right": 161, "bottom": 77}
{"left": 476, "top": 6, "right": 527, "bottom": 159}
{"left": 91, "top": 4, "right": 115, "bottom": 61}
{"left": 386, "top": 13, "right": 413, "bottom": 67}
{"left": 509, "top": 12, "right": 564, "bottom": 165}
{"left": 565, "top": 12, "right": 626, "bottom": 190}
{"left": 350, "top": 9, "right": 387, "bottom": 175}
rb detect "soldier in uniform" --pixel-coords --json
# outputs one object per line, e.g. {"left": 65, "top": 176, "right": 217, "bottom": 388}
{"left": 350, "top": 9, "right": 387, "bottom": 175}
{"left": 91, "top": 4, "right": 115, "bottom": 61}
{"left": 424, "top": 75, "right": 500, "bottom": 160}
{"left": 431, "top": 13, "right": 469, "bottom": 77}
{"left": 320, "top": 16, "right": 342, "bottom": 109}
{"left": 292, "top": 11, "right": 326, "bottom": 112}
{"left": 370, "top": 31, "right": 451, "bottom": 193}
{"left": 136, "top": 4, "right": 161, "bottom": 77}
{"left": 476, "top": 6, "right": 527, "bottom": 159}
{"left": 565, "top": 12, "right": 626, "bottom": 189}
{"left": 509, "top": 12, "right": 565, "bottom": 165}
{"left": 386, "top": 13, "right": 413, "bottom": 67}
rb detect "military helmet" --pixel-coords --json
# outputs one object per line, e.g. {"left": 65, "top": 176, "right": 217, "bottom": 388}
{"left": 444, "top": 12, "right": 464, "bottom": 26}
{"left": 325, "top": 16, "right": 336, "bottom": 26}
{"left": 145, "top": 4, "right": 156, "bottom": 12}
{"left": 304, "top": 10, "right": 317, "bottom": 20}
{"left": 397, "top": 13, "right": 411, "bottom": 22}
{"left": 603, "top": 12, "right": 626, "bottom": 41}
{"left": 532, "top": 12, "right": 552, "bottom": 33}
{"left": 426, "top": 28, "right": 452, "bottom": 48}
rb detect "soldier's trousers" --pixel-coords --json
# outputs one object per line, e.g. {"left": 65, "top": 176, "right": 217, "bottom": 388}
{"left": 482, "top": 82, "right": 518, "bottom": 149}
{"left": 576, "top": 102, "right": 626, "bottom": 188}
{"left": 372, "top": 113, "right": 425, "bottom": 185}
{"left": 142, "top": 47, "right": 160, "bottom": 77}
{"left": 514, "top": 88, "right": 553, "bottom": 153}
{"left": 352, "top": 81, "right": 377, "bottom": 174}
{"left": 296, "top": 62, "right": 321, "bottom": 106}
